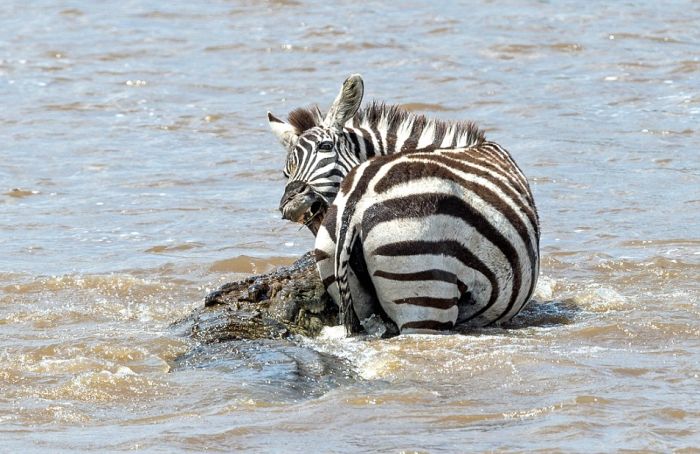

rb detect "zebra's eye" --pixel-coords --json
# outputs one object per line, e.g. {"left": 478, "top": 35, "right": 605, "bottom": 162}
{"left": 318, "top": 141, "right": 333, "bottom": 151}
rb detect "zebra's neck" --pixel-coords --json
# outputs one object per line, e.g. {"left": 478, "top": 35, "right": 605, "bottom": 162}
{"left": 343, "top": 102, "right": 485, "bottom": 161}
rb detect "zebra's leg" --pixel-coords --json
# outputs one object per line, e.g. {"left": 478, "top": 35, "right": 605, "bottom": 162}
{"left": 314, "top": 225, "right": 340, "bottom": 304}
{"left": 349, "top": 239, "right": 399, "bottom": 336}
{"left": 315, "top": 222, "right": 364, "bottom": 332}
{"left": 349, "top": 237, "right": 395, "bottom": 326}
{"left": 335, "top": 224, "right": 364, "bottom": 335}
{"left": 455, "top": 272, "right": 495, "bottom": 328}
{"left": 322, "top": 239, "right": 391, "bottom": 334}
{"left": 367, "top": 254, "right": 461, "bottom": 334}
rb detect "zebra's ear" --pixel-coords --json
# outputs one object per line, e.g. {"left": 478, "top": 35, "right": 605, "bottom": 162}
{"left": 323, "top": 74, "right": 364, "bottom": 130}
{"left": 268, "top": 112, "right": 299, "bottom": 151}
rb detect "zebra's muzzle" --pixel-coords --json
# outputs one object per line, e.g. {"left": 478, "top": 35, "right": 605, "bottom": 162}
{"left": 279, "top": 181, "right": 327, "bottom": 234}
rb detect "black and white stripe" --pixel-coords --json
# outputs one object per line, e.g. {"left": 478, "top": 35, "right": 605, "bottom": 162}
{"left": 269, "top": 74, "right": 539, "bottom": 334}
{"left": 316, "top": 145, "right": 540, "bottom": 334}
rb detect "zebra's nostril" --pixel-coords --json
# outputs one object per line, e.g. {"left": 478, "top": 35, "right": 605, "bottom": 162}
{"left": 285, "top": 181, "right": 308, "bottom": 195}
{"left": 279, "top": 183, "right": 326, "bottom": 225}
{"left": 280, "top": 181, "right": 311, "bottom": 211}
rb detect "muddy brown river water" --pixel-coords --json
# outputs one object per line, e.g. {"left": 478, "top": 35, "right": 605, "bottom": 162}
{"left": 1, "top": 1, "right": 699, "bottom": 452}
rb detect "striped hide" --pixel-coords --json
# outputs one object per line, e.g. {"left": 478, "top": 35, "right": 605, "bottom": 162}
{"left": 269, "top": 74, "right": 540, "bottom": 335}
{"left": 315, "top": 145, "right": 540, "bottom": 335}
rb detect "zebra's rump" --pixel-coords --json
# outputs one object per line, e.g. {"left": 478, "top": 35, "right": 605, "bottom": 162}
{"left": 322, "top": 144, "right": 540, "bottom": 333}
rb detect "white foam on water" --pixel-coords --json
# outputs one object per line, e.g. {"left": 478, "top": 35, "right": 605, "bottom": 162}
{"left": 572, "top": 285, "right": 627, "bottom": 312}
{"left": 533, "top": 275, "right": 557, "bottom": 301}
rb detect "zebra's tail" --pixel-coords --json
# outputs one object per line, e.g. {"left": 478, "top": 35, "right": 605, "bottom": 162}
{"left": 335, "top": 224, "right": 360, "bottom": 335}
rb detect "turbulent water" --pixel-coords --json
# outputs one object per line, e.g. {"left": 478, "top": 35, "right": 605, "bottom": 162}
{"left": 2, "top": 1, "right": 699, "bottom": 451}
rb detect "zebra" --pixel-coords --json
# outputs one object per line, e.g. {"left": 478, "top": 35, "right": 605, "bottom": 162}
{"left": 268, "top": 74, "right": 539, "bottom": 334}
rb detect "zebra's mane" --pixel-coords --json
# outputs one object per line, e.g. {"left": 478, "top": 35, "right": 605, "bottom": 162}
{"left": 288, "top": 105, "right": 323, "bottom": 133}
{"left": 287, "top": 102, "right": 485, "bottom": 149}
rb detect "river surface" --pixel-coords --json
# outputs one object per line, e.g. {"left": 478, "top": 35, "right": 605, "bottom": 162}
{"left": 2, "top": 1, "right": 699, "bottom": 452}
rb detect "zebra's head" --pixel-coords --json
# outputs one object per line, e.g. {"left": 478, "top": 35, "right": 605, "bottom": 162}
{"left": 268, "top": 74, "right": 364, "bottom": 234}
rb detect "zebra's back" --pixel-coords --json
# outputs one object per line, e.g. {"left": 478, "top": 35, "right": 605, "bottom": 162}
{"left": 316, "top": 142, "right": 540, "bottom": 334}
